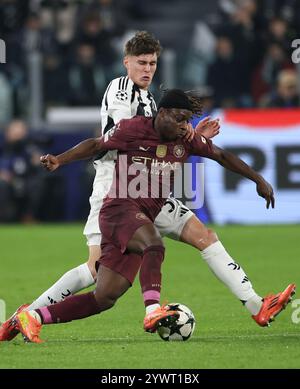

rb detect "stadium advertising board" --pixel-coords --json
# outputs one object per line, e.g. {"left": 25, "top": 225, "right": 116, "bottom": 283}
{"left": 204, "top": 109, "right": 300, "bottom": 224}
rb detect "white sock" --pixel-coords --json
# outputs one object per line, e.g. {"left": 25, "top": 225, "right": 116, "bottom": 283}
{"left": 244, "top": 295, "right": 263, "bottom": 315}
{"left": 26, "top": 263, "right": 95, "bottom": 310}
{"left": 146, "top": 303, "right": 160, "bottom": 314}
{"left": 201, "top": 241, "right": 262, "bottom": 315}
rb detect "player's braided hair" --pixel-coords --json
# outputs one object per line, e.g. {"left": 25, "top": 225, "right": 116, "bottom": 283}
{"left": 159, "top": 88, "right": 204, "bottom": 117}
{"left": 124, "top": 31, "right": 162, "bottom": 57}
{"left": 184, "top": 90, "right": 204, "bottom": 117}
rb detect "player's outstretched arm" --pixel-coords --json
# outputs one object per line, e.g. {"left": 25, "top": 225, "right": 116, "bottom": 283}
{"left": 40, "top": 138, "right": 102, "bottom": 171}
{"left": 210, "top": 145, "right": 275, "bottom": 209}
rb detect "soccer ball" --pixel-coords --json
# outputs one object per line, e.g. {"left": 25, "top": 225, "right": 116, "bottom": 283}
{"left": 157, "top": 303, "right": 196, "bottom": 341}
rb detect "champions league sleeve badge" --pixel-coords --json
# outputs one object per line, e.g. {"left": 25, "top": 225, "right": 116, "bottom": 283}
{"left": 116, "top": 90, "right": 128, "bottom": 101}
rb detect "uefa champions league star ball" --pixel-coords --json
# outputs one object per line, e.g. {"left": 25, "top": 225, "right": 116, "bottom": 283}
{"left": 157, "top": 303, "right": 196, "bottom": 341}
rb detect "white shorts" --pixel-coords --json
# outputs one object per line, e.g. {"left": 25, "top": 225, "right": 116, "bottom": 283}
{"left": 83, "top": 160, "right": 114, "bottom": 245}
{"left": 154, "top": 197, "right": 194, "bottom": 240}
{"left": 84, "top": 161, "right": 194, "bottom": 246}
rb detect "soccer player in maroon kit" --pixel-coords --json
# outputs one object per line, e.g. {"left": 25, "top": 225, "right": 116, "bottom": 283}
{"left": 14, "top": 90, "right": 295, "bottom": 343}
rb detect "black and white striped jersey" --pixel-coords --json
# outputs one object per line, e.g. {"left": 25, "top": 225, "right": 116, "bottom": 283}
{"left": 95, "top": 76, "right": 157, "bottom": 162}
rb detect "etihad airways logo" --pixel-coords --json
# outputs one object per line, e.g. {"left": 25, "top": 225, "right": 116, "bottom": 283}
{"left": 132, "top": 156, "right": 181, "bottom": 170}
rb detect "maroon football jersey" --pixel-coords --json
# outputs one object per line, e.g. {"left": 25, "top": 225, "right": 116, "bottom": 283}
{"left": 98, "top": 116, "right": 215, "bottom": 221}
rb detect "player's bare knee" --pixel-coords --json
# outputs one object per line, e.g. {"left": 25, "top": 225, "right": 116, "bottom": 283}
{"left": 194, "top": 228, "right": 218, "bottom": 250}
{"left": 94, "top": 292, "right": 116, "bottom": 311}
{"left": 132, "top": 236, "right": 164, "bottom": 253}
{"left": 203, "top": 229, "right": 218, "bottom": 248}
{"left": 148, "top": 237, "right": 164, "bottom": 249}
{"left": 103, "top": 296, "right": 116, "bottom": 310}
{"left": 88, "top": 245, "right": 101, "bottom": 262}
{"left": 142, "top": 228, "right": 163, "bottom": 249}
{"left": 138, "top": 240, "right": 164, "bottom": 255}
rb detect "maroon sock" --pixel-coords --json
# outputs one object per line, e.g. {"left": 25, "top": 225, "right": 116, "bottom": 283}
{"left": 139, "top": 245, "right": 165, "bottom": 307}
{"left": 36, "top": 292, "right": 101, "bottom": 324}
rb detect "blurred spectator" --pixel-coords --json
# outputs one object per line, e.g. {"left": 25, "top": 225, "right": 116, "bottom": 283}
{"left": 261, "top": 0, "right": 298, "bottom": 22}
{"left": 262, "top": 42, "right": 293, "bottom": 85}
{"left": 181, "top": 21, "right": 216, "bottom": 88}
{"left": 221, "top": 0, "right": 263, "bottom": 102}
{"left": 22, "top": 12, "right": 57, "bottom": 54}
{"left": 10, "top": 12, "right": 58, "bottom": 66}
{"left": 206, "top": 36, "right": 242, "bottom": 107}
{"left": 78, "top": 0, "right": 128, "bottom": 37}
{"left": 0, "top": 0, "right": 30, "bottom": 38}
{"left": 43, "top": 53, "right": 69, "bottom": 106}
{"left": 264, "top": 17, "right": 291, "bottom": 54}
{"left": 0, "top": 120, "right": 44, "bottom": 222}
{"left": 75, "top": 13, "right": 117, "bottom": 66}
{"left": 260, "top": 69, "right": 300, "bottom": 107}
{"left": 67, "top": 43, "right": 106, "bottom": 106}
{"left": 251, "top": 42, "right": 294, "bottom": 103}
{"left": 39, "top": 0, "right": 78, "bottom": 45}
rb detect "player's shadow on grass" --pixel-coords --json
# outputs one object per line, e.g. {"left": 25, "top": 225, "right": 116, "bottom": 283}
{"left": 189, "top": 333, "right": 300, "bottom": 343}
{"left": 46, "top": 337, "right": 166, "bottom": 344}
{"left": 41, "top": 332, "right": 300, "bottom": 345}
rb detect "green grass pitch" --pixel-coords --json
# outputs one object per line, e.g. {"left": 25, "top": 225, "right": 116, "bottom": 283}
{"left": 0, "top": 224, "right": 299, "bottom": 369}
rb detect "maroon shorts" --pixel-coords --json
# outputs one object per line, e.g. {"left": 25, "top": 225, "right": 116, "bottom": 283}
{"left": 96, "top": 236, "right": 142, "bottom": 285}
{"left": 99, "top": 199, "right": 153, "bottom": 253}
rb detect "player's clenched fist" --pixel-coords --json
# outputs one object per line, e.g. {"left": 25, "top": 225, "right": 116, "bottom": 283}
{"left": 256, "top": 180, "right": 275, "bottom": 209}
{"left": 40, "top": 154, "right": 60, "bottom": 172}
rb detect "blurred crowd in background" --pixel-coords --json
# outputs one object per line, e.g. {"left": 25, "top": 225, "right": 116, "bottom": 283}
{"left": 0, "top": 0, "right": 300, "bottom": 223}
{"left": 0, "top": 0, "right": 299, "bottom": 123}
{"left": 0, "top": 119, "right": 67, "bottom": 222}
